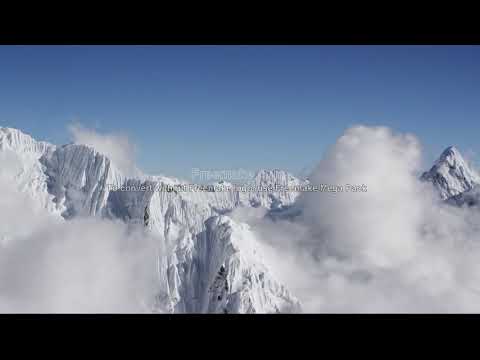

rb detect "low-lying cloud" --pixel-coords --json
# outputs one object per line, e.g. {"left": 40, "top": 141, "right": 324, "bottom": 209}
{"left": 0, "top": 218, "right": 161, "bottom": 313}
{"left": 242, "top": 125, "right": 480, "bottom": 312}
{"left": 0, "top": 152, "right": 161, "bottom": 312}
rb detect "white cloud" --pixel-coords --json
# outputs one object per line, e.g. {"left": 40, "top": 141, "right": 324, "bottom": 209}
{"left": 0, "top": 152, "right": 162, "bottom": 313}
{"left": 246, "top": 125, "right": 480, "bottom": 312}
{"left": 68, "top": 123, "right": 140, "bottom": 177}
{"left": 0, "top": 218, "right": 161, "bottom": 313}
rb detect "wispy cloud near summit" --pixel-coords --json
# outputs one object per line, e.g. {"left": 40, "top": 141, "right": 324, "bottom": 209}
{"left": 68, "top": 123, "right": 140, "bottom": 177}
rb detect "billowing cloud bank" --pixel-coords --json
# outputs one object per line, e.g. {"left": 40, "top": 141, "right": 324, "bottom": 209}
{"left": 0, "top": 218, "right": 161, "bottom": 313}
{"left": 240, "top": 126, "right": 480, "bottom": 312}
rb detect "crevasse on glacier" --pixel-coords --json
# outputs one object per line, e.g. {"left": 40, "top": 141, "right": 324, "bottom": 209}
{"left": 0, "top": 127, "right": 302, "bottom": 313}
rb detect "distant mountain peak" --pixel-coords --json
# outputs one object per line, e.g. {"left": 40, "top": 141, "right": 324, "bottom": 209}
{"left": 442, "top": 145, "right": 458, "bottom": 153}
{"left": 435, "top": 145, "right": 462, "bottom": 165}
{"left": 421, "top": 146, "right": 480, "bottom": 200}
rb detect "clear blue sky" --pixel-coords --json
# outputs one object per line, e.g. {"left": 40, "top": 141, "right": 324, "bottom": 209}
{"left": 1, "top": 45, "right": 480, "bottom": 178}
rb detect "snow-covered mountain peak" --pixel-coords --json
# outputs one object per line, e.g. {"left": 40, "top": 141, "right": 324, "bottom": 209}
{"left": 436, "top": 145, "right": 463, "bottom": 165}
{"left": 421, "top": 146, "right": 480, "bottom": 200}
{"left": 254, "top": 168, "right": 301, "bottom": 185}
{"left": 39, "top": 142, "right": 126, "bottom": 218}
{"left": 0, "top": 127, "right": 54, "bottom": 155}
{"left": 191, "top": 215, "right": 301, "bottom": 313}
{"left": 249, "top": 169, "right": 305, "bottom": 209}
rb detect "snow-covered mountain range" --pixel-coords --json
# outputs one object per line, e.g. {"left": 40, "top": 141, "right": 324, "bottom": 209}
{"left": 0, "top": 127, "right": 302, "bottom": 313}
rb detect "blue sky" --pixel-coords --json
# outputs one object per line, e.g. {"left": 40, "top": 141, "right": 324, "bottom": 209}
{"left": 1, "top": 45, "right": 480, "bottom": 178}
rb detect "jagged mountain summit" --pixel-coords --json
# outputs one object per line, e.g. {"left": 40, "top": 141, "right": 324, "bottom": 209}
{"left": 0, "top": 126, "right": 302, "bottom": 313}
{"left": 421, "top": 146, "right": 480, "bottom": 200}
{"left": 153, "top": 215, "right": 301, "bottom": 313}
{"left": 0, "top": 127, "right": 54, "bottom": 155}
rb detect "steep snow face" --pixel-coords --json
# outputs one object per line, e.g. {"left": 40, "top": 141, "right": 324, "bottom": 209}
{"left": 421, "top": 146, "right": 480, "bottom": 200}
{"left": 40, "top": 144, "right": 125, "bottom": 218}
{"left": 0, "top": 127, "right": 59, "bottom": 216}
{"left": 153, "top": 215, "right": 301, "bottom": 313}
{"left": 198, "top": 216, "right": 300, "bottom": 313}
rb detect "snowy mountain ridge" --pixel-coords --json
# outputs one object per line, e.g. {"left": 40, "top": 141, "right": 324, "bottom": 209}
{"left": 0, "top": 127, "right": 302, "bottom": 313}
{"left": 0, "top": 127, "right": 54, "bottom": 155}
